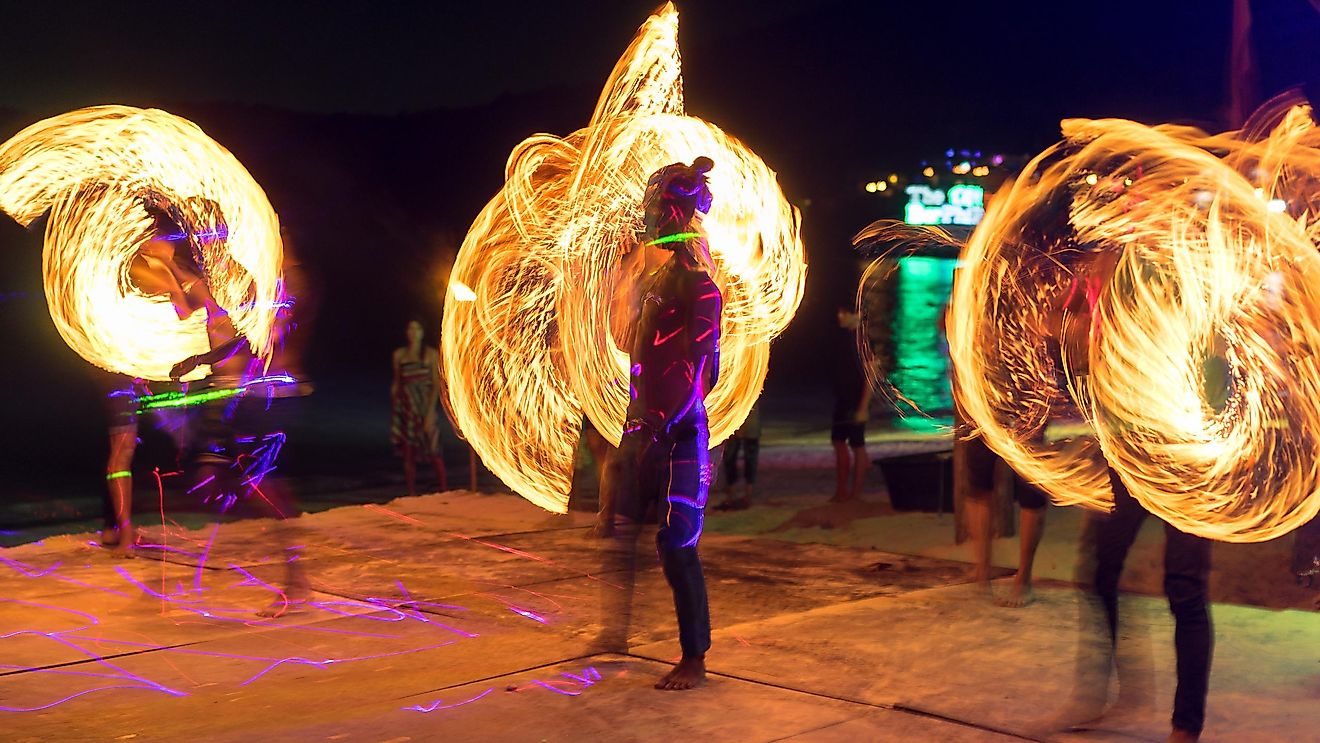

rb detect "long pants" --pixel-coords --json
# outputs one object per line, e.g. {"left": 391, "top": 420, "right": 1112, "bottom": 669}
{"left": 1095, "top": 468, "right": 1213, "bottom": 734}
{"left": 722, "top": 436, "right": 760, "bottom": 486}
{"left": 605, "top": 412, "right": 712, "bottom": 658}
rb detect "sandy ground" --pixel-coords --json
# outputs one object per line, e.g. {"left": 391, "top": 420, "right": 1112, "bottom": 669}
{"left": 4, "top": 418, "right": 1320, "bottom": 741}
{"left": 3, "top": 446, "right": 1320, "bottom": 742}
{"left": 707, "top": 428, "right": 1320, "bottom": 612}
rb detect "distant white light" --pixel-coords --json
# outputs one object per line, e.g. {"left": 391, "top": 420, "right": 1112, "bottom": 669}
{"left": 1267, "top": 199, "right": 1287, "bottom": 213}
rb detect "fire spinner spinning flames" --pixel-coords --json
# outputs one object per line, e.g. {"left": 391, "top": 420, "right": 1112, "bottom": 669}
{"left": 443, "top": 4, "right": 806, "bottom": 513}
{"left": 949, "top": 96, "right": 1320, "bottom": 542}
{"left": 0, "top": 106, "right": 283, "bottom": 380}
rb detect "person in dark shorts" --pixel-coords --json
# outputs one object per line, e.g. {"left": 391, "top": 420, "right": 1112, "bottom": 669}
{"left": 963, "top": 416, "right": 1048, "bottom": 607}
{"left": 100, "top": 373, "right": 146, "bottom": 556}
{"left": 716, "top": 401, "right": 760, "bottom": 510}
{"left": 830, "top": 306, "right": 871, "bottom": 502}
{"left": 99, "top": 195, "right": 208, "bottom": 556}
{"left": 170, "top": 219, "right": 311, "bottom": 617}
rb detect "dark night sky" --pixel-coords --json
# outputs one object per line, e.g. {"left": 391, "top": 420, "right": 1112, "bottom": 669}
{"left": 4, "top": 0, "right": 1319, "bottom": 171}
{"left": 1, "top": 0, "right": 1318, "bottom": 493}
{"left": 0, "top": 0, "right": 813, "bottom": 114}
{"left": 4, "top": 1, "right": 1318, "bottom": 184}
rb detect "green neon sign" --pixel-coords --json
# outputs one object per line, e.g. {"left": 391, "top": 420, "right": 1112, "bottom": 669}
{"left": 904, "top": 183, "right": 985, "bottom": 227}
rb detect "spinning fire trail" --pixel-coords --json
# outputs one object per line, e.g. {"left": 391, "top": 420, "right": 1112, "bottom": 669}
{"left": 948, "top": 97, "right": 1320, "bottom": 542}
{"left": 443, "top": 4, "right": 806, "bottom": 513}
{"left": 0, "top": 106, "right": 283, "bottom": 380}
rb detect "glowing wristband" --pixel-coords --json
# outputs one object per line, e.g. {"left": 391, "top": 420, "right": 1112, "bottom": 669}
{"left": 137, "top": 386, "right": 245, "bottom": 412}
{"left": 106, "top": 470, "right": 131, "bottom": 481}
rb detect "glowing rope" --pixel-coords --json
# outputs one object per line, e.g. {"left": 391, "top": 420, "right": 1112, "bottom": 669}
{"left": 443, "top": 3, "right": 806, "bottom": 513}
{"left": 0, "top": 106, "right": 283, "bottom": 380}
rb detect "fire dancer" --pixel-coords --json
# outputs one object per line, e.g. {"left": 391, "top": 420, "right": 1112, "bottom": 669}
{"left": 99, "top": 195, "right": 209, "bottom": 556}
{"left": 830, "top": 305, "right": 871, "bottom": 502}
{"left": 169, "top": 217, "right": 307, "bottom": 617}
{"left": 598, "top": 156, "right": 722, "bottom": 690}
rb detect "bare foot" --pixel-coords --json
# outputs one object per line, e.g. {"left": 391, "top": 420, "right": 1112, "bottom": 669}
{"left": 655, "top": 655, "right": 705, "bottom": 690}
{"left": 587, "top": 519, "right": 615, "bottom": 539}
{"left": 995, "top": 579, "right": 1035, "bottom": 608}
{"left": 107, "top": 525, "right": 136, "bottom": 559}
{"left": 969, "top": 573, "right": 992, "bottom": 600}
{"left": 1168, "top": 728, "right": 1199, "bottom": 743}
{"left": 256, "top": 588, "right": 309, "bottom": 618}
{"left": 969, "top": 564, "right": 990, "bottom": 584}
{"left": 1046, "top": 696, "right": 1110, "bottom": 733}
{"left": 258, "top": 564, "right": 310, "bottom": 618}
{"left": 99, "top": 526, "right": 121, "bottom": 548}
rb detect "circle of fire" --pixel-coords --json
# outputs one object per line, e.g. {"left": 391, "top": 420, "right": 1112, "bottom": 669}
{"left": 443, "top": 5, "right": 806, "bottom": 513}
{"left": 0, "top": 106, "right": 283, "bottom": 380}
{"left": 949, "top": 99, "right": 1320, "bottom": 542}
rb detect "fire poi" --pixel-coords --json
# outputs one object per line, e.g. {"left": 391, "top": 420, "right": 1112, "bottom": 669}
{"left": 946, "top": 97, "right": 1320, "bottom": 542}
{"left": 0, "top": 106, "right": 283, "bottom": 381}
{"left": 442, "top": 4, "right": 806, "bottom": 513}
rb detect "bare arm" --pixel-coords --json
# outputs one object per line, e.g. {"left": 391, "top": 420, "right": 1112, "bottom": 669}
{"left": 425, "top": 347, "right": 441, "bottom": 417}
{"left": 391, "top": 348, "right": 402, "bottom": 401}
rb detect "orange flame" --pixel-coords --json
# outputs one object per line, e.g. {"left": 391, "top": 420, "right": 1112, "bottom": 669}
{"left": 0, "top": 106, "right": 283, "bottom": 380}
{"left": 950, "top": 98, "right": 1320, "bottom": 541}
{"left": 443, "top": 4, "right": 806, "bottom": 513}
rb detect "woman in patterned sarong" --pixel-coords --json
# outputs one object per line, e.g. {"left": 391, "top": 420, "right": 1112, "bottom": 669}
{"left": 391, "top": 320, "right": 447, "bottom": 495}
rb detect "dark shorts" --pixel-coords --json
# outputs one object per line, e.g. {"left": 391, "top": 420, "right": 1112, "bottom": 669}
{"left": 966, "top": 434, "right": 1047, "bottom": 510}
{"left": 104, "top": 379, "right": 187, "bottom": 435}
{"left": 830, "top": 422, "right": 865, "bottom": 448}
{"left": 105, "top": 385, "right": 140, "bottom": 434}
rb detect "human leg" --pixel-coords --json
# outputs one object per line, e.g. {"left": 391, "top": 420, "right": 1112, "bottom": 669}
{"left": 965, "top": 435, "right": 997, "bottom": 586}
{"left": 743, "top": 437, "right": 760, "bottom": 498}
{"left": 104, "top": 429, "right": 137, "bottom": 556}
{"left": 850, "top": 445, "right": 867, "bottom": 501}
{"left": 716, "top": 436, "right": 750, "bottom": 510}
{"left": 1000, "top": 481, "right": 1049, "bottom": 608}
{"left": 848, "top": 424, "right": 867, "bottom": 501}
{"left": 722, "top": 436, "right": 741, "bottom": 489}
{"left": 1095, "top": 470, "right": 1147, "bottom": 638}
{"left": 1163, "top": 522, "right": 1213, "bottom": 738}
{"left": 402, "top": 444, "right": 417, "bottom": 496}
{"left": 997, "top": 506, "right": 1045, "bottom": 607}
{"left": 430, "top": 455, "right": 448, "bottom": 492}
{"left": 655, "top": 419, "right": 710, "bottom": 690}
{"left": 831, "top": 423, "right": 851, "bottom": 501}
{"left": 593, "top": 432, "right": 650, "bottom": 649}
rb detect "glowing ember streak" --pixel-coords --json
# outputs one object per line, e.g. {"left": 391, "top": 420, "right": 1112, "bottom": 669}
{"left": 949, "top": 97, "right": 1320, "bottom": 541}
{"left": 0, "top": 106, "right": 283, "bottom": 380}
{"left": 405, "top": 688, "right": 494, "bottom": 713}
{"left": 443, "top": 4, "right": 805, "bottom": 512}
